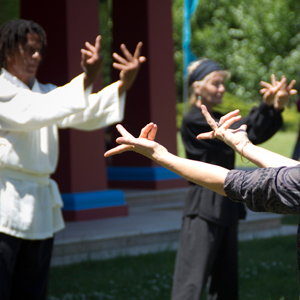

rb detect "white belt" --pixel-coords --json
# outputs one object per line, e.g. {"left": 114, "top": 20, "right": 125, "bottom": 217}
{"left": 0, "top": 168, "right": 50, "bottom": 186}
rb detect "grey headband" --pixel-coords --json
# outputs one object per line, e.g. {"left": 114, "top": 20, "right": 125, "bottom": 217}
{"left": 188, "top": 59, "right": 222, "bottom": 86}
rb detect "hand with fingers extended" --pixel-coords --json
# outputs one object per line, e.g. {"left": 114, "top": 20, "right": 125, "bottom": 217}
{"left": 81, "top": 35, "right": 103, "bottom": 89}
{"left": 260, "top": 74, "right": 297, "bottom": 110}
{"left": 273, "top": 77, "right": 297, "bottom": 110}
{"left": 260, "top": 74, "right": 286, "bottom": 106}
{"left": 197, "top": 105, "right": 250, "bottom": 154}
{"left": 104, "top": 122, "right": 167, "bottom": 160}
{"left": 113, "top": 42, "right": 146, "bottom": 95}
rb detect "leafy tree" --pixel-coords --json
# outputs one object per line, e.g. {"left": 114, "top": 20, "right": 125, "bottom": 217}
{"left": 173, "top": 0, "right": 300, "bottom": 103}
{"left": 172, "top": 0, "right": 185, "bottom": 103}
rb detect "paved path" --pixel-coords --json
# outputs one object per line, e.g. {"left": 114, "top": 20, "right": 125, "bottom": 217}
{"left": 52, "top": 188, "right": 298, "bottom": 266}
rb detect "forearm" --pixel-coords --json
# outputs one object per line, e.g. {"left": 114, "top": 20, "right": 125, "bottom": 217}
{"left": 83, "top": 73, "right": 94, "bottom": 90}
{"left": 240, "top": 142, "right": 300, "bottom": 168}
{"left": 153, "top": 149, "right": 228, "bottom": 196}
{"left": 106, "top": 121, "right": 228, "bottom": 196}
{"left": 0, "top": 74, "right": 88, "bottom": 131}
{"left": 58, "top": 81, "right": 125, "bottom": 130}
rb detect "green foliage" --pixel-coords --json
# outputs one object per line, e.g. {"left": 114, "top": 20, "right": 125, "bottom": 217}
{"left": 0, "top": 0, "right": 19, "bottom": 27}
{"left": 173, "top": 0, "right": 300, "bottom": 104}
{"left": 99, "top": 0, "right": 113, "bottom": 88}
{"left": 172, "top": 0, "right": 185, "bottom": 103}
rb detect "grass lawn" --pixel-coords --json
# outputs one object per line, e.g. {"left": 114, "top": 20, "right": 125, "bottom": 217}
{"left": 48, "top": 235, "right": 299, "bottom": 300}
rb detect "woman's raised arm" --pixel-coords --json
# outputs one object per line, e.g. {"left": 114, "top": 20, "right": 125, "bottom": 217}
{"left": 198, "top": 105, "right": 300, "bottom": 168}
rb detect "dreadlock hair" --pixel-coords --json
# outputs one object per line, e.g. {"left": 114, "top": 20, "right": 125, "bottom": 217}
{"left": 0, "top": 19, "right": 47, "bottom": 69}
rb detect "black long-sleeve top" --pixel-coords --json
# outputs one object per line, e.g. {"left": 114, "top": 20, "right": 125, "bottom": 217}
{"left": 180, "top": 102, "right": 283, "bottom": 226}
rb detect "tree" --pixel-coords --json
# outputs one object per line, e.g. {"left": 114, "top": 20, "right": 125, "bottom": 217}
{"left": 173, "top": 0, "right": 300, "bottom": 102}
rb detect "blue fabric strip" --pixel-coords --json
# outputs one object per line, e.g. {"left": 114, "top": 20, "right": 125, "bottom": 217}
{"left": 183, "top": 0, "right": 199, "bottom": 75}
{"left": 107, "top": 166, "right": 183, "bottom": 181}
{"left": 62, "top": 190, "right": 125, "bottom": 211}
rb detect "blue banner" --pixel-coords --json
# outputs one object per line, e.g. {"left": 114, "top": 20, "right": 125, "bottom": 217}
{"left": 183, "top": 0, "right": 199, "bottom": 76}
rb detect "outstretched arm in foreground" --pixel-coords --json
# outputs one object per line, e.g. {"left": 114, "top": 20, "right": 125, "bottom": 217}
{"left": 197, "top": 105, "right": 300, "bottom": 168}
{"left": 105, "top": 105, "right": 300, "bottom": 197}
{"left": 104, "top": 123, "right": 230, "bottom": 196}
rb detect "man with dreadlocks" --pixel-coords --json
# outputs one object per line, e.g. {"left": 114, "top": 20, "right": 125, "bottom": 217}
{"left": 0, "top": 19, "right": 146, "bottom": 300}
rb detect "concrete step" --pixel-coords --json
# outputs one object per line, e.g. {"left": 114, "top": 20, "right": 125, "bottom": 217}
{"left": 52, "top": 188, "right": 298, "bottom": 267}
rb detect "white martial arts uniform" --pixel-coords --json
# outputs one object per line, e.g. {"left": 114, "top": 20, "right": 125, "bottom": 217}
{"left": 0, "top": 68, "right": 126, "bottom": 240}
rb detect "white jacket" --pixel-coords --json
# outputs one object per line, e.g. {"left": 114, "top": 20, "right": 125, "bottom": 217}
{"left": 0, "top": 68, "right": 126, "bottom": 239}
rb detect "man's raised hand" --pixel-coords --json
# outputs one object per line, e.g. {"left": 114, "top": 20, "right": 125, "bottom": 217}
{"left": 113, "top": 42, "right": 146, "bottom": 94}
{"left": 81, "top": 35, "right": 103, "bottom": 89}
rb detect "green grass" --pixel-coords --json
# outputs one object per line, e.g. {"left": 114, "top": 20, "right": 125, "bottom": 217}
{"left": 48, "top": 251, "right": 175, "bottom": 300}
{"left": 238, "top": 235, "right": 299, "bottom": 300}
{"left": 282, "top": 215, "right": 299, "bottom": 225}
{"left": 48, "top": 235, "right": 299, "bottom": 300}
{"left": 235, "top": 131, "right": 298, "bottom": 168}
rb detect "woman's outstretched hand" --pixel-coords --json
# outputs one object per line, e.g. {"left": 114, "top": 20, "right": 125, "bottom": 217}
{"left": 260, "top": 74, "right": 286, "bottom": 106}
{"left": 197, "top": 105, "right": 250, "bottom": 154}
{"left": 260, "top": 74, "right": 297, "bottom": 109}
{"left": 104, "top": 122, "right": 167, "bottom": 159}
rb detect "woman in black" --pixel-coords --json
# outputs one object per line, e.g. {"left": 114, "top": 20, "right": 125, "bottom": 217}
{"left": 104, "top": 85, "right": 299, "bottom": 298}
{"left": 171, "top": 59, "right": 289, "bottom": 300}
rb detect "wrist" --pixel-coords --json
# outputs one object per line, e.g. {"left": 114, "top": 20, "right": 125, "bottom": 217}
{"left": 273, "top": 103, "right": 285, "bottom": 112}
{"left": 274, "top": 96, "right": 288, "bottom": 111}
{"left": 239, "top": 140, "right": 252, "bottom": 164}
{"left": 83, "top": 72, "right": 97, "bottom": 90}
{"left": 118, "top": 80, "right": 131, "bottom": 95}
{"left": 262, "top": 99, "right": 273, "bottom": 107}
{"left": 83, "top": 73, "right": 91, "bottom": 90}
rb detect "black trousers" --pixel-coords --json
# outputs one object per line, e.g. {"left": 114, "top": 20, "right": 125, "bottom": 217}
{"left": 0, "top": 233, "right": 54, "bottom": 300}
{"left": 171, "top": 216, "right": 239, "bottom": 300}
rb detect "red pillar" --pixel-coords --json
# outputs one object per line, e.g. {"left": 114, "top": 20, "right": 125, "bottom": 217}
{"left": 20, "top": 0, "right": 128, "bottom": 220}
{"left": 108, "top": 0, "right": 188, "bottom": 189}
